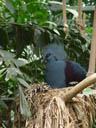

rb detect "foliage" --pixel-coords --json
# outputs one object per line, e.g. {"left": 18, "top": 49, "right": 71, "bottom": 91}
{"left": 0, "top": 21, "right": 90, "bottom": 68}
{"left": 3, "top": 0, "right": 50, "bottom": 24}
{"left": 0, "top": 50, "right": 31, "bottom": 127}
{"left": 0, "top": 0, "right": 94, "bottom": 127}
{"left": 93, "top": 123, "right": 96, "bottom": 128}
{"left": 0, "top": 23, "right": 90, "bottom": 127}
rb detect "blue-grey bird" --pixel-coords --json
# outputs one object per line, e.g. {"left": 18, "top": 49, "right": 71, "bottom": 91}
{"left": 43, "top": 43, "right": 86, "bottom": 88}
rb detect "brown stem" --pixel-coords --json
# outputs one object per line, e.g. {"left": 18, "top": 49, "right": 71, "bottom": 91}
{"left": 87, "top": 6, "right": 96, "bottom": 76}
{"left": 78, "top": 0, "right": 82, "bottom": 25}
{"left": 62, "top": 0, "right": 67, "bottom": 25}
{"left": 62, "top": 0, "right": 68, "bottom": 32}
{"left": 83, "top": 13, "right": 86, "bottom": 28}
{"left": 82, "top": 13, "right": 86, "bottom": 34}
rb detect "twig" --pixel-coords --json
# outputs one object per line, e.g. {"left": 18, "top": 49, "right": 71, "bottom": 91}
{"left": 63, "top": 73, "right": 96, "bottom": 102}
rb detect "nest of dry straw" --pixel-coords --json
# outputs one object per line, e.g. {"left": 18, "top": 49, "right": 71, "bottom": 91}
{"left": 14, "top": 74, "right": 96, "bottom": 128}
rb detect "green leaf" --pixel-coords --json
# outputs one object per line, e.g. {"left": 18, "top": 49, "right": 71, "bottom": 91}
{"left": 5, "top": 0, "right": 16, "bottom": 13}
{"left": 19, "top": 85, "right": 31, "bottom": 118}
{"left": 12, "top": 59, "right": 28, "bottom": 67}
{"left": 67, "top": 8, "right": 78, "bottom": 18}
{"left": 0, "top": 74, "right": 3, "bottom": 78}
{"left": 8, "top": 89, "right": 13, "bottom": 95}
{"left": 0, "top": 99, "right": 8, "bottom": 109}
{"left": 0, "top": 50, "right": 15, "bottom": 60}
{"left": 17, "top": 78, "right": 31, "bottom": 90}
{"left": 0, "top": 58, "right": 3, "bottom": 65}
{"left": 5, "top": 67, "right": 22, "bottom": 81}
{"left": 8, "top": 81, "right": 13, "bottom": 87}
{"left": 83, "top": 88, "right": 96, "bottom": 96}
{"left": 0, "top": 68, "right": 6, "bottom": 74}
{"left": 42, "top": 21, "right": 57, "bottom": 27}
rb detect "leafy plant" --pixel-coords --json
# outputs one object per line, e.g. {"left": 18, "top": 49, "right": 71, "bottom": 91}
{"left": 0, "top": 0, "right": 94, "bottom": 127}
{"left": 0, "top": 50, "right": 32, "bottom": 127}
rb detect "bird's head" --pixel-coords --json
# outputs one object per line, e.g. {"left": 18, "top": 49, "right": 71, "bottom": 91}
{"left": 42, "top": 49, "right": 56, "bottom": 63}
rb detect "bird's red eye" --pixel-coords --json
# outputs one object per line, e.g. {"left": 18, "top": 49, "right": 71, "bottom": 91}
{"left": 46, "top": 53, "right": 51, "bottom": 58}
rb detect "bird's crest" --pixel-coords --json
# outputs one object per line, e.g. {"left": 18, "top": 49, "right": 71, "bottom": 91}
{"left": 43, "top": 43, "right": 67, "bottom": 60}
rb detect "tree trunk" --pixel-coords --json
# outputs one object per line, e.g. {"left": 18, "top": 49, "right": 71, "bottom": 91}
{"left": 88, "top": 6, "right": 96, "bottom": 76}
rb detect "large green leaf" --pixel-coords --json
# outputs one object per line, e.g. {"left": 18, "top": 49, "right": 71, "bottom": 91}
{"left": 19, "top": 85, "right": 31, "bottom": 118}
{"left": 17, "top": 78, "right": 31, "bottom": 90}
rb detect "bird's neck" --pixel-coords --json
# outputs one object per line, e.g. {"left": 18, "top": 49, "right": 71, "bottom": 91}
{"left": 46, "top": 57, "right": 56, "bottom": 68}
{"left": 47, "top": 56, "right": 56, "bottom": 63}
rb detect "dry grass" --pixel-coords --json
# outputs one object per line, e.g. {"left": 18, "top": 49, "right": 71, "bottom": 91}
{"left": 13, "top": 84, "right": 96, "bottom": 128}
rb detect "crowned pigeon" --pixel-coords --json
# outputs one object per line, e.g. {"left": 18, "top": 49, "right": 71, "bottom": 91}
{"left": 43, "top": 43, "right": 86, "bottom": 88}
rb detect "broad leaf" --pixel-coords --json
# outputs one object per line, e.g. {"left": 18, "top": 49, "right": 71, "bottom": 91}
{"left": 19, "top": 85, "right": 31, "bottom": 118}
{"left": 0, "top": 68, "right": 6, "bottom": 74}
{"left": 12, "top": 59, "right": 28, "bottom": 67}
{"left": 67, "top": 8, "right": 78, "bottom": 18}
{"left": 5, "top": 67, "right": 22, "bottom": 81}
{"left": 0, "top": 50, "right": 15, "bottom": 60}
{"left": 17, "top": 78, "right": 31, "bottom": 90}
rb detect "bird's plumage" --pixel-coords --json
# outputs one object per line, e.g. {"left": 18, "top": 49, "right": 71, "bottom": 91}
{"left": 65, "top": 61, "right": 86, "bottom": 86}
{"left": 45, "top": 55, "right": 66, "bottom": 88}
{"left": 43, "top": 43, "right": 87, "bottom": 88}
